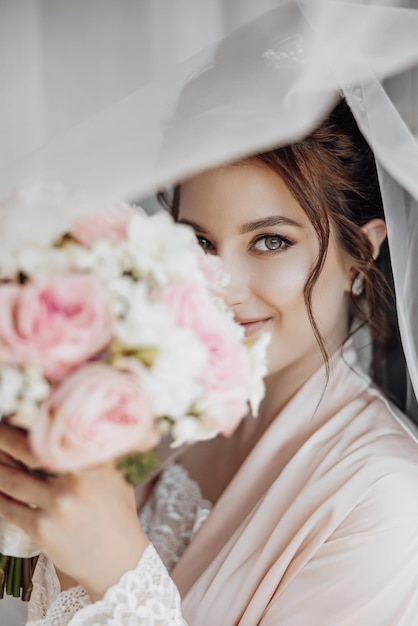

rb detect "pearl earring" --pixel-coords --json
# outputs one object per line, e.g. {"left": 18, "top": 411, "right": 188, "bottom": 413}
{"left": 351, "top": 275, "right": 364, "bottom": 297}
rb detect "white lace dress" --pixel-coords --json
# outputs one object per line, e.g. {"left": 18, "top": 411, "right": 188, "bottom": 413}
{"left": 26, "top": 465, "right": 212, "bottom": 626}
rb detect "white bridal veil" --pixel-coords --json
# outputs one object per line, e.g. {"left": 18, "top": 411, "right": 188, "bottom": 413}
{"left": 1, "top": 0, "right": 418, "bottom": 418}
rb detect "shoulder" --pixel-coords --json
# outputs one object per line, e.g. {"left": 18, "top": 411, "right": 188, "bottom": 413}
{"left": 302, "top": 381, "right": 418, "bottom": 526}
{"left": 331, "top": 379, "right": 418, "bottom": 468}
{"left": 362, "top": 386, "right": 418, "bottom": 457}
{"left": 332, "top": 385, "right": 418, "bottom": 524}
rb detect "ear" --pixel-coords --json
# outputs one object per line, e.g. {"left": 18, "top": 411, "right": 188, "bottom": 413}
{"left": 343, "top": 218, "right": 387, "bottom": 294}
{"left": 360, "top": 218, "right": 387, "bottom": 260}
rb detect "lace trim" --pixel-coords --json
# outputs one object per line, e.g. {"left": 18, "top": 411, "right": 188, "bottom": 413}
{"left": 67, "top": 544, "right": 187, "bottom": 626}
{"left": 139, "top": 464, "right": 211, "bottom": 571}
{"left": 28, "top": 553, "right": 70, "bottom": 621}
{"left": 27, "top": 464, "right": 211, "bottom": 625}
{"left": 28, "top": 553, "right": 90, "bottom": 625}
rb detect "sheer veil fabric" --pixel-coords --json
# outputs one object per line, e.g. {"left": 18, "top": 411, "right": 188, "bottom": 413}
{"left": 0, "top": 2, "right": 418, "bottom": 399}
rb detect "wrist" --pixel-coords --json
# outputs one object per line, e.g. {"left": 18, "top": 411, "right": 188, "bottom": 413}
{"left": 82, "top": 534, "right": 149, "bottom": 601}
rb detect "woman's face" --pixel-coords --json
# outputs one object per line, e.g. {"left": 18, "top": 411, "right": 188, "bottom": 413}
{"left": 178, "top": 160, "right": 353, "bottom": 384}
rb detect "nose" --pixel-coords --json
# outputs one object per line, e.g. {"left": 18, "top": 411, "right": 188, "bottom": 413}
{"left": 221, "top": 252, "right": 251, "bottom": 308}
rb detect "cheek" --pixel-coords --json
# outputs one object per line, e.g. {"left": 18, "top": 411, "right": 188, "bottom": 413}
{"left": 253, "top": 251, "right": 313, "bottom": 310}
{"left": 310, "top": 252, "right": 350, "bottom": 330}
{"left": 274, "top": 267, "right": 309, "bottom": 304}
{"left": 315, "top": 245, "right": 349, "bottom": 300}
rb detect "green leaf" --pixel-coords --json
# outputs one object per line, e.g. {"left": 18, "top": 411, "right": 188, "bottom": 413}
{"left": 117, "top": 451, "right": 161, "bottom": 486}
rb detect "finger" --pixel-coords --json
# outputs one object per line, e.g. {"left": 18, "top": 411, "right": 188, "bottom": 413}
{"left": 0, "top": 464, "right": 51, "bottom": 509}
{"left": 0, "top": 450, "right": 26, "bottom": 470}
{"left": 0, "top": 491, "right": 39, "bottom": 538}
{"left": 0, "top": 423, "right": 41, "bottom": 469}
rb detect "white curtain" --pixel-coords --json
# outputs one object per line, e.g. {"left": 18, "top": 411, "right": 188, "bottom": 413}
{"left": 0, "top": 0, "right": 228, "bottom": 173}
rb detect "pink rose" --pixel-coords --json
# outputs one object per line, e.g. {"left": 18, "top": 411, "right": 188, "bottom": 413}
{"left": 30, "top": 363, "right": 158, "bottom": 472}
{"left": 71, "top": 203, "right": 137, "bottom": 247}
{"left": 155, "top": 283, "right": 251, "bottom": 435}
{"left": 155, "top": 282, "right": 221, "bottom": 331}
{"left": 197, "top": 333, "right": 251, "bottom": 435}
{"left": 0, "top": 275, "right": 113, "bottom": 380}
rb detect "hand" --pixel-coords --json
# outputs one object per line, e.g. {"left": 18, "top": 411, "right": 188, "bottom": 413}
{"left": 0, "top": 423, "right": 149, "bottom": 600}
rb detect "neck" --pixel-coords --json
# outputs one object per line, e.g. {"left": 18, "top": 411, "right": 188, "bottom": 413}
{"left": 256, "top": 345, "right": 337, "bottom": 437}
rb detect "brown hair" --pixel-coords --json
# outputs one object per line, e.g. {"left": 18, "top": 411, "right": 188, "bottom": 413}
{"left": 159, "top": 98, "right": 392, "bottom": 376}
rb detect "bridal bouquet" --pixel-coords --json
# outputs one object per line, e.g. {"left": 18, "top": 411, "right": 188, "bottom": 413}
{"left": 0, "top": 183, "right": 269, "bottom": 600}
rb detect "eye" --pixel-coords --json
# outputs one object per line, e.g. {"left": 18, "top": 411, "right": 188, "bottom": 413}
{"left": 251, "top": 234, "right": 291, "bottom": 252}
{"left": 197, "top": 236, "right": 215, "bottom": 252}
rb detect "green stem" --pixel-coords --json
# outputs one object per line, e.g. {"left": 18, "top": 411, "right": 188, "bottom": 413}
{"left": 6, "top": 556, "right": 14, "bottom": 597}
{"left": 31, "top": 555, "right": 39, "bottom": 577}
{"left": 0, "top": 554, "right": 9, "bottom": 600}
{"left": 12, "top": 557, "right": 22, "bottom": 598}
{"left": 21, "top": 558, "right": 33, "bottom": 602}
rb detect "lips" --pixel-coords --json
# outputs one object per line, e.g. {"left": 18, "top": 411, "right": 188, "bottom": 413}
{"left": 236, "top": 317, "right": 272, "bottom": 338}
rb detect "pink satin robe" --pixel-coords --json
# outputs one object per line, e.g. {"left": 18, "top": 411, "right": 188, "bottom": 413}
{"left": 172, "top": 343, "right": 418, "bottom": 625}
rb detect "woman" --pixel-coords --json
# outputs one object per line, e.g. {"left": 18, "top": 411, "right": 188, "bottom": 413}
{"left": 0, "top": 97, "right": 417, "bottom": 625}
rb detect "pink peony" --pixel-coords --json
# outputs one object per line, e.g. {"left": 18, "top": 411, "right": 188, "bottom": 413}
{"left": 196, "top": 333, "right": 251, "bottom": 435}
{"left": 71, "top": 203, "right": 137, "bottom": 247}
{"left": 155, "top": 282, "right": 221, "bottom": 330}
{"left": 30, "top": 363, "right": 159, "bottom": 472}
{"left": 155, "top": 282, "right": 252, "bottom": 435}
{"left": 0, "top": 275, "right": 113, "bottom": 380}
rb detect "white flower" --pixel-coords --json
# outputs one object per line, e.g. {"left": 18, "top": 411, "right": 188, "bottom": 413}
{"left": 0, "top": 250, "right": 19, "bottom": 280}
{"left": 127, "top": 212, "right": 206, "bottom": 286}
{"left": 114, "top": 294, "right": 208, "bottom": 419}
{"left": 246, "top": 331, "right": 271, "bottom": 415}
{"left": 89, "top": 240, "right": 133, "bottom": 282}
{"left": 16, "top": 245, "right": 89, "bottom": 278}
{"left": 0, "top": 184, "right": 73, "bottom": 253}
{"left": 0, "top": 182, "right": 130, "bottom": 255}
{"left": 171, "top": 415, "right": 219, "bottom": 448}
{"left": 0, "top": 365, "right": 49, "bottom": 418}
{"left": 69, "top": 245, "right": 95, "bottom": 272}
{"left": 22, "top": 366, "right": 50, "bottom": 404}
{"left": 0, "top": 366, "right": 24, "bottom": 416}
{"left": 114, "top": 297, "right": 174, "bottom": 347}
{"left": 105, "top": 276, "right": 145, "bottom": 318}
{"left": 148, "top": 327, "right": 207, "bottom": 419}
{"left": 131, "top": 326, "right": 207, "bottom": 419}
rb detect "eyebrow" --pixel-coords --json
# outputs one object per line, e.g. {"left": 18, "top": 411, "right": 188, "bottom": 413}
{"left": 238, "top": 216, "right": 303, "bottom": 234}
{"left": 178, "top": 219, "right": 209, "bottom": 234}
{"left": 178, "top": 215, "right": 303, "bottom": 235}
